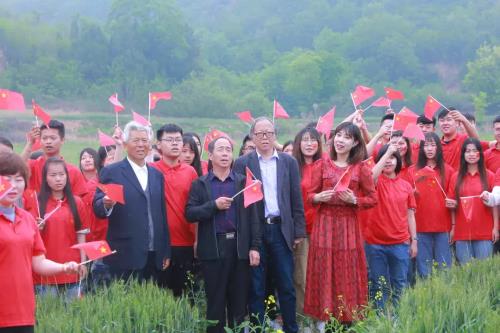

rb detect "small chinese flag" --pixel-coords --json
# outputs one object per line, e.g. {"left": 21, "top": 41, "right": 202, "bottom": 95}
{"left": 203, "top": 129, "right": 232, "bottom": 152}
{"left": 414, "top": 166, "right": 435, "bottom": 182}
{"left": 98, "top": 130, "right": 115, "bottom": 147}
{"left": 393, "top": 107, "right": 418, "bottom": 131}
{"left": 316, "top": 106, "right": 336, "bottom": 139}
{"left": 371, "top": 97, "right": 392, "bottom": 108}
{"left": 384, "top": 87, "right": 405, "bottom": 101}
{"left": 97, "top": 183, "right": 125, "bottom": 204}
{"left": 132, "top": 111, "right": 151, "bottom": 126}
{"left": 32, "top": 100, "right": 51, "bottom": 126}
{"left": 0, "top": 89, "right": 25, "bottom": 111}
{"left": 351, "top": 85, "right": 375, "bottom": 106}
{"left": 460, "top": 197, "right": 479, "bottom": 223}
{"left": 71, "top": 241, "right": 114, "bottom": 261}
{"left": 149, "top": 91, "right": 172, "bottom": 110}
{"left": 0, "top": 176, "right": 15, "bottom": 200}
{"left": 362, "top": 156, "right": 375, "bottom": 169}
{"left": 244, "top": 167, "right": 263, "bottom": 208}
{"left": 273, "top": 100, "right": 290, "bottom": 119}
{"left": 403, "top": 123, "right": 425, "bottom": 142}
{"left": 235, "top": 110, "right": 253, "bottom": 123}
{"left": 108, "top": 93, "right": 125, "bottom": 113}
{"left": 334, "top": 167, "right": 352, "bottom": 192}
{"left": 424, "top": 95, "right": 441, "bottom": 120}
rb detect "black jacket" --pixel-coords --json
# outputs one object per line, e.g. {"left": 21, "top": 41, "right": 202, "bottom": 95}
{"left": 185, "top": 172, "right": 261, "bottom": 260}
{"left": 233, "top": 151, "right": 306, "bottom": 250}
{"left": 93, "top": 158, "right": 171, "bottom": 270}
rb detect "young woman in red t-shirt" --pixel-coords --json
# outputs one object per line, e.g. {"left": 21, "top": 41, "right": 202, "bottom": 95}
{"left": 291, "top": 127, "right": 322, "bottom": 315}
{"left": 33, "top": 157, "right": 89, "bottom": 299}
{"left": 410, "top": 132, "right": 454, "bottom": 277}
{"left": 365, "top": 143, "right": 418, "bottom": 310}
{"left": 0, "top": 152, "right": 80, "bottom": 332}
{"left": 446, "top": 138, "right": 499, "bottom": 264}
{"left": 390, "top": 131, "right": 414, "bottom": 183}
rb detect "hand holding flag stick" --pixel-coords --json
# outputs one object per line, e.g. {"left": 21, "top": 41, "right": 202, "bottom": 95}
{"left": 37, "top": 200, "right": 63, "bottom": 228}
{"left": 231, "top": 179, "right": 263, "bottom": 200}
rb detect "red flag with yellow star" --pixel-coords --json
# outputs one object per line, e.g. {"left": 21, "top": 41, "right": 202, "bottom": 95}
{"left": 424, "top": 95, "right": 441, "bottom": 119}
{"left": 236, "top": 110, "right": 253, "bottom": 123}
{"left": 273, "top": 100, "right": 290, "bottom": 119}
{"left": 460, "top": 197, "right": 479, "bottom": 223}
{"left": 362, "top": 156, "right": 375, "bottom": 169}
{"left": 393, "top": 107, "right": 418, "bottom": 131}
{"left": 316, "top": 106, "right": 336, "bottom": 139}
{"left": 149, "top": 91, "right": 172, "bottom": 110}
{"left": 0, "top": 89, "right": 25, "bottom": 111}
{"left": 244, "top": 167, "right": 263, "bottom": 208}
{"left": 203, "top": 129, "right": 232, "bottom": 152}
{"left": 71, "top": 241, "right": 114, "bottom": 261}
{"left": 384, "top": 87, "right": 405, "bottom": 101}
{"left": 32, "top": 100, "right": 52, "bottom": 126}
{"left": 351, "top": 85, "right": 375, "bottom": 106}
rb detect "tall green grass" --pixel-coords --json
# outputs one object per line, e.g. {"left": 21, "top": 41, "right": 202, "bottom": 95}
{"left": 36, "top": 280, "right": 209, "bottom": 333}
{"left": 353, "top": 256, "right": 500, "bottom": 333}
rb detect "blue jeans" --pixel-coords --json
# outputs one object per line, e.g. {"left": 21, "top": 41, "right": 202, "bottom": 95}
{"left": 249, "top": 223, "right": 297, "bottom": 332}
{"left": 366, "top": 243, "right": 410, "bottom": 310}
{"left": 416, "top": 232, "right": 452, "bottom": 278}
{"left": 455, "top": 240, "right": 493, "bottom": 265}
{"left": 35, "top": 283, "right": 81, "bottom": 301}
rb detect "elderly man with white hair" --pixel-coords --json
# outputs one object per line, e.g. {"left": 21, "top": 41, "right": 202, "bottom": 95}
{"left": 93, "top": 121, "right": 171, "bottom": 282}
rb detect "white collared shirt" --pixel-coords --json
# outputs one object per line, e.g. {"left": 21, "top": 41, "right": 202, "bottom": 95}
{"left": 128, "top": 157, "right": 148, "bottom": 191}
{"left": 256, "top": 150, "right": 280, "bottom": 218}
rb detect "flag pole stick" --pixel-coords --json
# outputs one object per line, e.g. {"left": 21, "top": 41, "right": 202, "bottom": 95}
{"left": 37, "top": 201, "right": 62, "bottom": 226}
{"left": 272, "top": 99, "right": 276, "bottom": 125}
{"left": 35, "top": 116, "right": 40, "bottom": 127}
{"left": 34, "top": 191, "right": 41, "bottom": 219}
{"left": 430, "top": 95, "right": 450, "bottom": 112}
{"left": 115, "top": 93, "right": 120, "bottom": 127}
{"left": 433, "top": 176, "right": 447, "bottom": 198}
{"left": 78, "top": 250, "right": 117, "bottom": 266}
{"left": 148, "top": 92, "right": 151, "bottom": 123}
{"left": 232, "top": 180, "right": 262, "bottom": 199}
{"left": 350, "top": 93, "right": 357, "bottom": 112}
{"left": 459, "top": 195, "right": 481, "bottom": 199}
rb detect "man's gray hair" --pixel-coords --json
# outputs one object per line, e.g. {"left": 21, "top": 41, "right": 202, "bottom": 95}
{"left": 249, "top": 116, "right": 275, "bottom": 137}
{"left": 123, "top": 121, "right": 153, "bottom": 142}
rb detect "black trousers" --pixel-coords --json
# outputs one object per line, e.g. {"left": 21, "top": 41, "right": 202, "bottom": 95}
{"left": 109, "top": 251, "right": 160, "bottom": 283}
{"left": 158, "top": 246, "right": 194, "bottom": 296}
{"left": 201, "top": 236, "right": 250, "bottom": 333}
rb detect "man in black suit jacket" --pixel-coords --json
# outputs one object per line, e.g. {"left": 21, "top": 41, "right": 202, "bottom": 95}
{"left": 233, "top": 117, "right": 306, "bottom": 333}
{"left": 93, "top": 121, "right": 171, "bottom": 281}
{"left": 186, "top": 136, "right": 261, "bottom": 333}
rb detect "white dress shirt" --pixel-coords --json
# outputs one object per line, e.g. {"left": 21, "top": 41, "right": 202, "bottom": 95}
{"left": 128, "top": 157, "right": 148, "bottom": 191}
{"left": 257, "top": 150, "right": 280, "bottom": 218}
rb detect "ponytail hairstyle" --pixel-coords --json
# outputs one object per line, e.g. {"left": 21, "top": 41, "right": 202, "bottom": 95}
{"left": 38, "top": 157, "right": 82, "bottom": 231}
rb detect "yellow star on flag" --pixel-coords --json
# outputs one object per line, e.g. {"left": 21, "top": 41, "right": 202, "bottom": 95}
{"left": 99, "top": 246, "right": 108, "bottom": 254}
{"left": 0, "top": 184, "right": 5, "bottom": 191}
{"left": 0, "top": 93, "right": 7, "bottom": 98}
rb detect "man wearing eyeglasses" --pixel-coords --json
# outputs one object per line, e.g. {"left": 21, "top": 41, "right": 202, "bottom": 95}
{"left": 151, "top": 124, "right": 199, "bottom": 296}
{"left": 234, "top": 117, "right": 306, "bottom": 333}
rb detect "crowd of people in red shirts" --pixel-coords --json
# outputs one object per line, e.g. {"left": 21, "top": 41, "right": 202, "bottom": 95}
{"left": 0, "top": 106, "right": 499, "bottom": 333}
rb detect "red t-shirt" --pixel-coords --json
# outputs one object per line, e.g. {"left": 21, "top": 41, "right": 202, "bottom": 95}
{"left": 447, "top": 170, "right": 495, "bottom": 241}
{"left": 495, "top": 168, "right": 500, "bottom": 186}
{"left": 28, "top": 156, "right": 88, "bottom": 197}
{"left": 151, "top": 160, "right": 198, "bottom": 246}
{"left": 409, "top": 164, "right": 453, "bottom": 232}
{"left": 441, "top": 134, "right": 468, "bottom": 171}
{"left": 32, "top": 196, "right": 89, "bottom": 285}
{"left": 484, "top": 146, "right": 500, "bottom": 173}
{"left": 0, "top": 207, "right": 45, "bottom": 328}
{"left": 201, "top": 160, "right": 209, "bottom": 175}
{"left": 301, "top": 162, "right": 319, "bottom": 235}
{"left": 365, "top": 174, "right": 416, "bottom": 245}
{"left": 82, "top": 177, "right": 108, "bottom": 242}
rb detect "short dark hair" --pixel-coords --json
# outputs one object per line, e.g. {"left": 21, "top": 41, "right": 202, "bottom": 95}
{"left": 0, "top": 151, "right": 30, "bottom": 187}
{"left": 463, "top": 112, "right": 475, "bottom": 123}
{"left": 437, "top": 107, "right": 457, "bottom": 120}
{"left": 494, "top": 115, "right": 500, "bottom": 125}
{"left": 156, "top": 124, "right": 183, "bottom": 141}
{"left": 376, "top": 144, "right": 402, "bottom": 175}
{"left": 390, "top": 131, "right": 412, "bottom": 167}
{"left": 417, "top": 115, "right": 436, "bottom": 126}
{"left": 330, "top": 122, "right": 367, "bottom": 164}
{"left": 0, "top": 136, "right": 14, "bottom": 150}
{"left": 380, "top": 113, "right": 394, "bottom": 125}
{"left": 40, "top": 119, "right": 65, "bottom": 139}
{"left": 282, "top": 140, "right": 293, "bottom": 151}
{"left": 207, "top": 136, "right": 233, "bottom": 153}
{"left": 97, "top": 145, "right": 116, "bottom": 168}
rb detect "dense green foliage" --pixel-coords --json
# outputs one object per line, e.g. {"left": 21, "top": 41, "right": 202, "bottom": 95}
{"left": 0, "top": 0, "right": 499, "bottom": 117}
